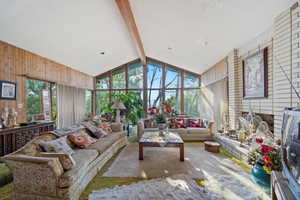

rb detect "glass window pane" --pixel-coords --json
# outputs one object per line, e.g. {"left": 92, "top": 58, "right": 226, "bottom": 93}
{"left": 147, "top": 90, "right": 162, "bottom": 108}
{"left": 165, "top": 67, "right": 180, "bottom": 88}
{"left": 184, "top": 89, "right": 200, "bottom": 117}
{"left": 128, "top": 63, "right": 143, "bottom": 89}
{"left": 184, "top": 72, "right": 199, "bottom": 88}
{"left": 96, "top": 91, "right": 110, "bottom": 115}
{"left": 112, "top": 68, "right": 126, "bottom": 89}
{"left": 147, "top": 61, "right": 163, "bottom": 89}
{"left": 85, "top": 90, "right": 92, "bottom": 117}
{"left": 130, "top": 90, "right": 144, "bottom": 101}
{"left": 96, "top": 76, "right": 109, "bottom": 89}
{"left": 165, "top": 90, "right": 181, "bottom": 113}
{"left": 26, "top": 79, "right": 51, "bottom": 121}
{"left": 111, "top": 90, "right": 126, "bottom": 101}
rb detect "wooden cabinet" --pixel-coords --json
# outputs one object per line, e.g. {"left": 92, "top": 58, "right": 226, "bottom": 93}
{"left": 0, "top": 121, "right": 54, "bottom": 156}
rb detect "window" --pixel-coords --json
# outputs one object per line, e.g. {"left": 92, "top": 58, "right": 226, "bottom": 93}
{"left": 96, "top": 91, "right": 110, "bottom": 115}
{"left": 128, "top": 63, "right": 143, "bottom": 89}
{"left": 165, "top": 90, "right": 181, "bottom": 112}
{"left": 96, "top": 76, "right": 109, "bottom": 89}
{"left": 26, "top": 79, "right": 56, "bottom": 121}
{"left": 147, "top": 61, "right": 163, "bottom": 89}
{"left": 85, "top": 90, "right": 92, "bottom": 117}
{"left": 147, "top": 90, "right": 162, "bottom": 108}
{"left": 112, "top": 68, "right": 126, "bottom": 89}
{"left": 165, "top": 67, "right": 180, "bottom": 88}
{"left": 184, "top": 72, "right": 199, "bottom": 88}
{"left": 131, "top": 90, "right": 144, "bottom": 100}
{"left": 184, "top": 89, "right": 200, "bottom": 117}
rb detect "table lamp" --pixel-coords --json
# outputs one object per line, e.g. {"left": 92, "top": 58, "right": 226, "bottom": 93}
{"left": 111, "top": 100, "right": 126, "bottom": 123}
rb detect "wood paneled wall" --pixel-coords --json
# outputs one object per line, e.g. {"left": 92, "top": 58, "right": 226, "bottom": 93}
{"left": 0, "top": 41, "right": 94, "bottom": 122}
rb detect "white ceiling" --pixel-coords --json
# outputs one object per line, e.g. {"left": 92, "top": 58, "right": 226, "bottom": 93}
{"left": 0, "top": 0, "right": 297, "bottom": 75}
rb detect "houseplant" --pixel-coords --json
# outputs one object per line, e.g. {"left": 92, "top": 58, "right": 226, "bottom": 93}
{"left": 148, "top": 101, "right": 174, "bottom": 130}
{"left": 248, "top": 138, "right": 282, "bottom": 187}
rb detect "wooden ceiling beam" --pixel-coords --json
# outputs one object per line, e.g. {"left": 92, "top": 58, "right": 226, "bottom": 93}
{"left": 115, "top": 0, "right": 146, "bottom": 65}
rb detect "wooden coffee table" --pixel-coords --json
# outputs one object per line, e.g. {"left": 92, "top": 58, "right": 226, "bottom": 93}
{"left": 139, "top": 131, "right": 184, "bottom": 161}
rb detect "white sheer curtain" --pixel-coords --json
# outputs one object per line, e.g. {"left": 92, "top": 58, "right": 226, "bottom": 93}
{"left": 57, "top": 84, "right": 86, "bottom": 128}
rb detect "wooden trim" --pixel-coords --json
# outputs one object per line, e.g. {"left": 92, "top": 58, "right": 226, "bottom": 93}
{"left": 115, "top": 0, "right": 146, "bottom": 65}
{"left": 143, "top": 63, "right": 148, "bottom": 112}
{"left": 180, "top": 70, "right": 185, "bottom": 113}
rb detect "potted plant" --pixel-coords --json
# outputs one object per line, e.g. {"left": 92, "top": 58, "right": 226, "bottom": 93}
{"left": 148, "top": 101, "right": 173, "bottom": 131}
{"left": 248, "top": 138, "right": 282, "bottom": 188}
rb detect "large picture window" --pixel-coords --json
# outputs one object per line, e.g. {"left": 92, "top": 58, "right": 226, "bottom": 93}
{"left": 95, "top": 58, "right": 201, "bottom": 117}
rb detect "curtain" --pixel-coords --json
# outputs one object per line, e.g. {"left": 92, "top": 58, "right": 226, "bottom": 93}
{"left": 199, "top": 78, "right": 228, "bottom": 130}
{"left": 57, "top": 84, "right": 85, "bottom": 128}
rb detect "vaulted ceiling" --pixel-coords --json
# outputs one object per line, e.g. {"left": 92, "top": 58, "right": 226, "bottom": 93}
{"left": 0, "top": 0, "right": 297, "bottom": 76}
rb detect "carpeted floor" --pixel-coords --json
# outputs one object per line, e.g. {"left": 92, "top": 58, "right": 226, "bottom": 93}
{"left": 104, "top": 142, "right": 204, "bottom": 179}
{"left": 104, "top": 142, "right": 270, "bottom": 200}
{"left": 89, "top": 174, "right": 223, "bottom": 200}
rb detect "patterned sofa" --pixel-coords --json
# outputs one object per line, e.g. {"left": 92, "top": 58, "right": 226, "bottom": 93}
{"left": 3, "top": 123, "right": 127, "bottom": 200}
{"left": 137, "top": 118, "right": 214, "bottom": 141}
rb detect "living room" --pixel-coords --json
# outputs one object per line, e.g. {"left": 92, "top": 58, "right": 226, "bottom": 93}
{"left": 0, "top": 0, "right": 299, "bottom": 200}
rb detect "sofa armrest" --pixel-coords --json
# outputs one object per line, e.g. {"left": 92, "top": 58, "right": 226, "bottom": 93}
{"left": 4, "top": 154, "right": 64, "bottom": 195}
{"left": 38, "top": 152, "right": 75, "bottom": 170}
{"left": 111, "top": 123, "right": 123, "bottom": 132}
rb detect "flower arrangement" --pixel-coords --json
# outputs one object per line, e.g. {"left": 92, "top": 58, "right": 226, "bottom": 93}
{"left": 248, "top": 138, "right": 282, "bottom": 174}
{"left": 148, "top": 101, "right": 174, "bottom": 124}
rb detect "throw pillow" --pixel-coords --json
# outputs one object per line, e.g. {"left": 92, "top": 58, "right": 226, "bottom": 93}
{"left": 188, "top": 118, "right": 203, "bottom": 128}
{"left": 68, "top": 130, "right": 98, "bottom": 149}
{"left": 97, "top": 122, "right": 113, "bottom": 133}
{"left": 40, "top": 137, "right": 74, "bottom": 155}
{"left": 81, "top": 121, "right": 107, "bottom": 139}
{"left": 175, "top": 118, "right": 186, "bottom": 128}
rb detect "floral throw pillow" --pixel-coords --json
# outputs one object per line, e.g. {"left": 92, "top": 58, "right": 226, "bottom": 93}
{"left": 188, "top": 118, "right": 205, "bottom": 128}
{"left": 68, "top": 130, "right": 98, "bottom": 149}
{"left": 96, "top": 122, "right": 113, "bottom": 133}
{"left": 81, "top": 121, "right": 107, "bottom": 139}
{"left": 175, "top": 118, "right": 186, "bottom": 128}
{"left": 40, "top": 137, "right": 74, "bottom": 155}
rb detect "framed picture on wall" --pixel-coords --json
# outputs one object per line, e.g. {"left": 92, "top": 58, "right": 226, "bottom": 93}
{"left": 243, "top": 47, "right": 268, "bottom": 99}
{"left": 0, "top": 81, "right": 17, "bottom": 100}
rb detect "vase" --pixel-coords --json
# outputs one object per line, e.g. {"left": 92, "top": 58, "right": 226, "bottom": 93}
{"left": 158, "top": 123, "right": 166, "bottom": 131}
{"left": 251, "top": 163, "right": 271, "bottom": 188}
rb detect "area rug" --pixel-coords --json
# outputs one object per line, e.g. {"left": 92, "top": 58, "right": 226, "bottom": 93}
{"left": 104, "top": 142, "right": 270, "bottom": 200}
{"left": 89, "top": 174, "right": 224, "bottom": 200}
{"left": 103, "top": 142, "right": 205, "bottom": 179}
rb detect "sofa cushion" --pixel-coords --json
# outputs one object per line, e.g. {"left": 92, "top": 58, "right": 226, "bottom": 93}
{"left": 40, "top": 137, "right": 75, "bottom": 155}
{"left": 187, "top": 128, "right": 210, "bottom": 134}
{"left": 68, "top": 130, "right": 98, "bottom": 149}
{"left": 188, "top": 118, "right": 204, "bottom": 128}
{"left": 169, "top": 128, "right": 188, "bottom": 135}
{"left": 81, "top": 121, "right": 107, "bottom": 139}
{"left": 58, "top": 149, "right": 98, "bottom": 188}
{"left": 86, "top": 131, "right": 126, "bottom": 154}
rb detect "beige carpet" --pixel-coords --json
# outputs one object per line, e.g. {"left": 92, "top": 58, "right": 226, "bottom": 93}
{"left": 103, "top": 142, "right": 205, "bottom": 179}
{"left": 89, "top": 174, "right": 224, "bottom": 200}
{"left": 104, "top": 142, "right": 270, "bottom": 200}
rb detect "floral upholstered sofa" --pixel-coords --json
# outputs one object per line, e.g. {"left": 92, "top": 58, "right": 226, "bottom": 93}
{"left": 137, "top": 117, "right": 214, "bottom": 141}
{"left": 3, "top": 122, "right": 127, "bottom": 200}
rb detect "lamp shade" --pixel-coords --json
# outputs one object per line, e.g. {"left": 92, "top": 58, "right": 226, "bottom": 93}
{"left": 111, "top": 100, "right": 126, "bottom": 110}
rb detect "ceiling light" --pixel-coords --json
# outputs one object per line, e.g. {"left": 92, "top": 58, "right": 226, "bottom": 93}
{"left": 168, "top": 47, "right": 172, "bottom": 50}
{"left": 100, "top": 51, "right": 105, "bottom": 55}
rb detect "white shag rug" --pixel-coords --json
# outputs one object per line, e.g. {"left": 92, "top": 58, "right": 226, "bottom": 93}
{"left": 89, "top": 174, "right": 224, "bottom": 200}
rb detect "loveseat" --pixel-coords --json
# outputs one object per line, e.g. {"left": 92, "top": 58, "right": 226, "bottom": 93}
{"left": 3, "top": 123, "right": 127, "bottom": 200}
{"left": 137, "top": 118, "right": 214, "bottom": 141}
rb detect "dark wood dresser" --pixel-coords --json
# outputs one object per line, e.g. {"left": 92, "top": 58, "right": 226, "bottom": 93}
{"left": 0, "top": 121, "right": 55, "bottom": 156}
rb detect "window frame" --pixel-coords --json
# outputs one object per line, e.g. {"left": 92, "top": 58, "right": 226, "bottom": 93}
{"left": 94, "top": 58, "right": 201, "bottom": 116}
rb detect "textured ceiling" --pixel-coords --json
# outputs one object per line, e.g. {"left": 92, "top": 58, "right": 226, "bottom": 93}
{"left": 0, "top": 0, "right": 297, "bottom": 75}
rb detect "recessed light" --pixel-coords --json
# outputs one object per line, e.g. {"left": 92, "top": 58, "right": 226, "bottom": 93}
{"left": 168, "top": 47, "right": 172, "bottom": 50}
{"left": 100, "top": 51, "right": 105, "bottom": 55}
